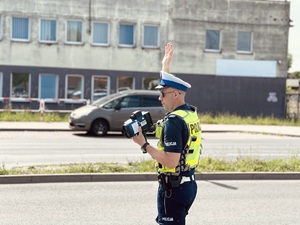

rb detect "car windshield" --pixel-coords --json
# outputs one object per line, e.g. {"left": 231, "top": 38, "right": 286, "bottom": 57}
{"left": 91, "top": 92, "right": 123, "bottom": 106}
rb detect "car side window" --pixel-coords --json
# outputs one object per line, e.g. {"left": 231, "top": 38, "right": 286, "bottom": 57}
{"left": 120, "top": 96, "right": 140, "bottom": 108}
{"left": 103, "top": 99, "right": 121, "bottom": 109}
{"left": 141, "top": 95, "right": 161, "bottom": 107}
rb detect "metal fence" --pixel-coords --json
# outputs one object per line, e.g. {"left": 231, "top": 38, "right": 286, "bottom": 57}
{"left": 1, "top": 94, "right": 300, "bottom": 120}
{"left": 0, "top": 97, "right": 89, "bottom": 120}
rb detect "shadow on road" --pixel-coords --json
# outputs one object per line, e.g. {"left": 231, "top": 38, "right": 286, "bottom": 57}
{"left": 206, "top": 181, "right": 238, "bottom": 190}
{"left": 72, "top": 132, "right": 157, "bottom": 139}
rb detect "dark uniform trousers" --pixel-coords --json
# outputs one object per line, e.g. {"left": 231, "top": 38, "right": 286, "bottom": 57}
{"left": 156, "top": 179, "right": 197, "bottom": 225}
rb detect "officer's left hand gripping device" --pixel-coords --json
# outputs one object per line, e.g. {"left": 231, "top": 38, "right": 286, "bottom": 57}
{"left": 122, "top": 111, "right": 156, "bottom": 140}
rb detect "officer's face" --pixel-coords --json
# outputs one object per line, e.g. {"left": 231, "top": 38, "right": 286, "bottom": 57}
{"left": 159, "top": 88, "right": 176, "bottom": 112}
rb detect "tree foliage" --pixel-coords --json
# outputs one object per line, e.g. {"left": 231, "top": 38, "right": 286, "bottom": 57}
{"left": 287, "top": 53, "right": 300, "bottom": 78}
{"left": 288, "top": 53, "right": 293, "bottom": 70}
{"left": 288, "top": 71, "right": 300, "bottom": 79}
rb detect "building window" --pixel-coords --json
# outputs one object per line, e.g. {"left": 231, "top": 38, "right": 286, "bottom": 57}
{"left": 205, "top": 29, "right": 221, "bottom": 51}
{"left": 11, "top": 73, "right": 30, "bottom": 98}
{"left": 92, "top": 76, "right": 110, "bottom": 102}
{"left": 0, "top": 73, "right": 3, "bottom": 97}
{"left": 119, "top": 24, "right": 135, "bottom": 47}
{"left": 11, "top": 17, "right": 30, "bottom": 41}
{"left": 143, "top": 77, "right": 160, "bottom": 90}
{"left": 143, "top": 25, "right": 159, "bottom": 48}
{"left": 117, "top": 76, "right": 134, "bottom": 91}
{"left": 66, "top": 20, "right": 83, "bottom": 44}
{"left": 39, "top": 74, "right": 58, "bottom": 99}
{"left": 66, "top": 75, "right": 84, "bottom": 99}
{"left": 40, "top": 19, "right": 57, "bottom": 43}
{"left": 92, "top": 22, "right": 109, "bottom": 46}
{"left": 237, "top": 31, "right": 253, "bottom": 53}
{"left": 0, "top": 16, "right": 3, "bottom": 40}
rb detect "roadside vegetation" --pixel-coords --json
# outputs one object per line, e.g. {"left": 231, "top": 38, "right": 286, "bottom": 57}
{"left": 0, "top": 112, "right": 299, "bottom": 175}
{"left": 0, "top": 112, "right": 299, "bottom": 126}
{"left": 0, "top": 112, "right": 69, "bottom": 122}
{"left": 200, "top": 113, "right": 300, "bottom": 126}
{"left": 1, "top": 156, "right": 300, "bottom": 175}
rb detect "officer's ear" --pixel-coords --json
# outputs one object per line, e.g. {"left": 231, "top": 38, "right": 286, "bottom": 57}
{"left": 175, "top": 90, "right": 182, "bottom": 97}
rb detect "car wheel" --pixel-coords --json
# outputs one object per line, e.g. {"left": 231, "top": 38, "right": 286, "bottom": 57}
{"left": 89, "top": 119, "right": 109, "bottom": 136}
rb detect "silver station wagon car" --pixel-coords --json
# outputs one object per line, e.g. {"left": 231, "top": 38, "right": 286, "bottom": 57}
{"left": 69, "top": 90, "right": 166, "bottom": 136}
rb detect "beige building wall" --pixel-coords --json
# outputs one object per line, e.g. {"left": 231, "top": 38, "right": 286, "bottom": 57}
{"left": 169, "top": 0, "right": 290, "bottom": 76}
{"left": 0, "top": 0, "right": 169, "bottom": 72}
{"left": 0, "top": 0, "right": 290, "bottom": 77}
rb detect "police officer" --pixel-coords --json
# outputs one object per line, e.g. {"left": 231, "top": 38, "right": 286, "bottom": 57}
{"left": 132, "top": 43, "right": 202, "bottom": 224}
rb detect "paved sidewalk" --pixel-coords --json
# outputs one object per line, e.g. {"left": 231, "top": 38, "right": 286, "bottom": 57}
{"left": 202, "top": 124, "right": 300, "bottom": 137}
{"left": 0, "top": 122, "right": 70, "bottom": 131}
{"left": 0, "top": 121, "right": 299, "bottom": 137}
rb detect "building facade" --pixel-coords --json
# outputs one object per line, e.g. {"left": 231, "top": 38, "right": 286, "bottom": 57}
{"left": 0, "top": 0, "right": 291, "bottom": 117}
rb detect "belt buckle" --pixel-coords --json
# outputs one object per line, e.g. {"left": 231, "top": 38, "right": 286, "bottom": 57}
{"left": 180, "top": 175, "right": 194, "bottom": 184}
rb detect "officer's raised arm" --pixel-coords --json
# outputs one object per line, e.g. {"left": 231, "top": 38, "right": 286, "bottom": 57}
{"left": 161, "top": 42, "right": 173, "bottom": 73}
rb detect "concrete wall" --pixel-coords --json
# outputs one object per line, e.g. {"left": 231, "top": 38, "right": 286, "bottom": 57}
{"left": 0, "top": 0, "right": 169, "bottom": 72}
{"left": 0, "top": 0, "right": 290, "bottom": 76}
{"left": 169, "top": 0, "right": 290, "bottom": 77}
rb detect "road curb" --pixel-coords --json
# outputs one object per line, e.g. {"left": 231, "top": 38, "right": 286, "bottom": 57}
{"left": 1, "top": 172, "right": 300, "bottom": 184}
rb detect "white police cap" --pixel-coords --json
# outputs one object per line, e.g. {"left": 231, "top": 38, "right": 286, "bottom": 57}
{"left": 155, "top": 71, "right": 191, "bottom": 92}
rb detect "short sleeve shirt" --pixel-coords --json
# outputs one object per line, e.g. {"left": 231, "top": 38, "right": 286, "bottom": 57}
{"left": 162, "top": 104, "right": 191, "bottom": 154}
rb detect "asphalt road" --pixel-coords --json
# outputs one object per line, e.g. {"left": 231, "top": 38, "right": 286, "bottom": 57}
{"left": 1, "top": 131, "right": 300, "bottom": 168}
{"left": 1, "top": 180, "right": 299, "bottom": 225}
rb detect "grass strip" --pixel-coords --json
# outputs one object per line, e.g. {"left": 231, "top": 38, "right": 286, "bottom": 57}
{"left": 1, "top": 157, "right": 300, "bottom": 175}
{"left": 0, "top": 112, "right": 300, "bottom": 126}
{"left": 200, "top": 113, "right": 300, "bottom": 126}
{"left": 0, "top": 112, "right": 69, "bottom": 122}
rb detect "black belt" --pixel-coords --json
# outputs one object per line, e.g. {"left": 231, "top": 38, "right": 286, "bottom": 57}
{"left": 158, "top": 174, "right": 195, "bottom": 189}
